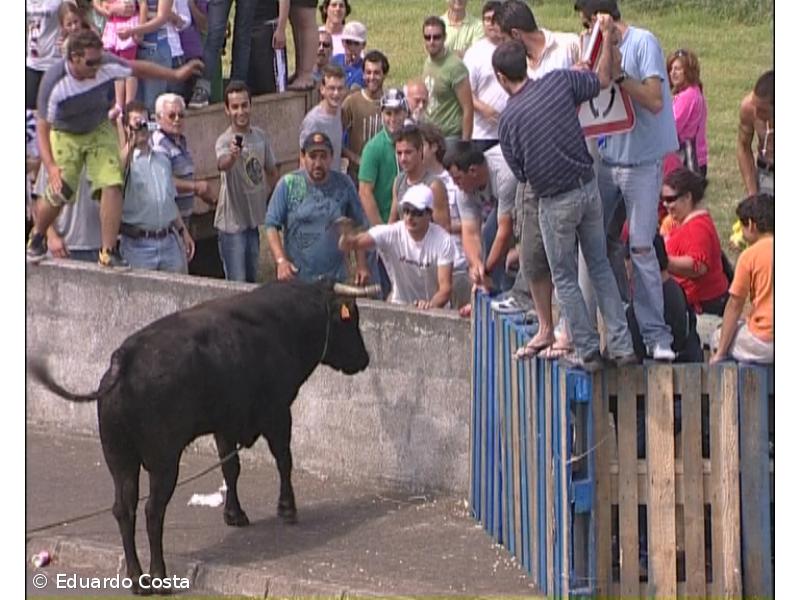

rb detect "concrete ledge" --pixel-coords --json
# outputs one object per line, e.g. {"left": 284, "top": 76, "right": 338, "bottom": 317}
{"left": 26, "top": 261, "right": 471, "bottom": 494}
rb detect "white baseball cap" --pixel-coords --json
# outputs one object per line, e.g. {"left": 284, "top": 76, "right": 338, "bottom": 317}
{"left": 400, "top": 184, "right": 433, "bottom": 212}
{"left": 341, "top": 21, "right": 367, "bottom": 44}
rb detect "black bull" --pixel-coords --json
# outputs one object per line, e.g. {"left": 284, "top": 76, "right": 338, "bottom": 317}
{"left": 29, "top": 279, "right": 377, "bottom": 594}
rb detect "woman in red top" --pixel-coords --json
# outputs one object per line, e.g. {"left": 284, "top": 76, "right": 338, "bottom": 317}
{"left": 661, "top": 167, "right": 729, "bottom": 315}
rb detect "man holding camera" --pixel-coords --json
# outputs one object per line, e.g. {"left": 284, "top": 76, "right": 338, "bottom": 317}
{"left": 118, "top": 101, "right": 195, "bottom": 273}
{"left": 214, "top": 80, "right": 279, "bottom": 283}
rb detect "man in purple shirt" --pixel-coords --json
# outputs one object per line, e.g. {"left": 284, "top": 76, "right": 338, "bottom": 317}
{"left": 494, "top": 31, "right": 635, "bottom": 371}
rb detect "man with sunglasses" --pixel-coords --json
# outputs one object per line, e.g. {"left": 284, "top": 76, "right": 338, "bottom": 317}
{"left": 313, "top": 30, "right": 334, "bottom": 86}
{"left": 153, "top": 93, "right": 215, "bottom": 229}
{"left": 331, "top": 20, "right": 367, "bottom": 90}
{"left": 422, "top": 16, "right": 474, "bottom": 147}
{"left": 339, "top": 184, "right": 455, "bottom": 309}
{"left": 26, "top": 29, "right": 203, "bottom": 268}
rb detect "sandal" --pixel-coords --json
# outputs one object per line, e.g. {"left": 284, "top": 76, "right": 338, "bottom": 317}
{"left": 513, "top": 336, "right": 555, "bottom": 361}
{"left": 538, "top": 343, "right": 574, "bottom": 360}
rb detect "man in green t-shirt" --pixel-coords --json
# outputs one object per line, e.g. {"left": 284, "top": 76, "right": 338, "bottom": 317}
{"left": 358, "top": 88, "right": 408, "bottom": 226}
{"left": 421, "top": 15, "right": 474, "bottom": 144}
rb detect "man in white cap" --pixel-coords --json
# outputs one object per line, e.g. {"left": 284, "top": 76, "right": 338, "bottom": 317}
{"left": 339, "top": 184, "right": 455, "bottom": 309}
{"left": 332, "top": 20, "right": 367, "bottom": 89}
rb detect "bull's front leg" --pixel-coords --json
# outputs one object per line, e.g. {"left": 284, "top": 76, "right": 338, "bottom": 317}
{"left": 214, "top": 433, "right": 250, "bottom": 527}
{"left": 263, "top": 409, "right": 297, "bottom": 524}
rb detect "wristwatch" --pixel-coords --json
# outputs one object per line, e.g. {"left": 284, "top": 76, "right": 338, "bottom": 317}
{"left": 614, "top": 72, "right": 628, "bottom": 85}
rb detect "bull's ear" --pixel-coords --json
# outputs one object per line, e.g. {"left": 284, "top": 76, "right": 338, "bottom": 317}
{"left": 340, "top": 303, "right": 351, "bottom": 321}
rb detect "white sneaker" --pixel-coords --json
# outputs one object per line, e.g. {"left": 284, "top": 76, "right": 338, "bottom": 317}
{"left": 650, "top": 343, "right": 676, "bottom": 362}
{"left": 490, "top": 295, "right": 524, "bottom": 314}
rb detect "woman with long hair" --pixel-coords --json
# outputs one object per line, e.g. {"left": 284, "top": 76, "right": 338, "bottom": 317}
{"left": 667, "top": 48, "right": 708, "bottom": 177}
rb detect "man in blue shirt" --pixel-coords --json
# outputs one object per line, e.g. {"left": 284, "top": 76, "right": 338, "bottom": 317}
{"left": 331, "top": 21, "right": 366, "bottom": 90}
{"left": 119, "top": 101, "right": 195, "bottom": 273}
{"left": 266, "top": 131, "right": 370, "bottom": 284}
{"left": 582, "top": 0, "right": 679, "bottom": 361}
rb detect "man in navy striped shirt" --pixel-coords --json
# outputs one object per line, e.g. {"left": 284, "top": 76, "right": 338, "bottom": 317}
{"left": 494, "top": 30, "right": 635, "bottom": 371}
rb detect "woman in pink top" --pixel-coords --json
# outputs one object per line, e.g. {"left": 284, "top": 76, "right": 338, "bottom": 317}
{"left": 667, "top": 49, "right": 708, "bottom": 177}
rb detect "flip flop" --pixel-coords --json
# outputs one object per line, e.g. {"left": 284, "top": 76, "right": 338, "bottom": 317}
{"left": 539, "top": 343, "right": 574, "bottom": 360}
{"left": 513, "top": 337, "right": 555, "bottom": 361}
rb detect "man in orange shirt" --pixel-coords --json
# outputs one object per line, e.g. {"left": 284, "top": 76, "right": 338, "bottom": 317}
{"left": 710, "top": 193, "right": 773, "bottom": 364}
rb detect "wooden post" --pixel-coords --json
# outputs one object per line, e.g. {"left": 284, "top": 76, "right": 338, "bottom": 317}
{"left": 677, "top": 364, "right": 706, "bottom": 597}
{"left": 592, "top": 370, "right": 612, "bottom": 597}
{"left": 738, "top": 366, "right": 772, "bottom": 598}
{"left": 645, "top": 363, "right": 677, "bottom": 597}
{"left": 617, "top": 366, "right": 641, "bottom": 597}
{"left": 710, "top": 364, "right": 743, "bottom": 598}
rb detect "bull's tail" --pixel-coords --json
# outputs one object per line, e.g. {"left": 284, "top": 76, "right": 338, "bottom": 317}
{"left": 28, "top": 356, "right": 122, "bottom": 403}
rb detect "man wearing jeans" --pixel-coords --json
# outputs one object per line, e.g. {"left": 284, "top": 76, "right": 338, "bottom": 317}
{"left": 188, "top": 0, "right": 257, "bottom": 108}
{"left": 494, "top": 35, "right": 635, "bottom": 372}
{"left": 214, "top": 81, "right": 279, "bottom": 282}
{"left": 582, "top": 0, "right": 679, "bottom": 361}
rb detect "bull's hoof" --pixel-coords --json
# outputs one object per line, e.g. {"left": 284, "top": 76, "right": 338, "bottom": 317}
{"left": 131, "top": 575, "right": 153, "bottom": 596}
{"left": 224, "top": 509, "right": 250, "bottom": 527}
{"left": 278, "top": 504, "right": 298, "bottom": 524}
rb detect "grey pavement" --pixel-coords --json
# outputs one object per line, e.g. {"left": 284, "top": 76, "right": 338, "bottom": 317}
{"left": 26, "top": 427, "right": 540, "bottom": 598}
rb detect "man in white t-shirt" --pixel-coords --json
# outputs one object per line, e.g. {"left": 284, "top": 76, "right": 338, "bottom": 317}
{"left": 462, "top": 1, "right": 507, "bottom": 152}
{"left": 339, "top": 184, "right": 455, "bottom": 309}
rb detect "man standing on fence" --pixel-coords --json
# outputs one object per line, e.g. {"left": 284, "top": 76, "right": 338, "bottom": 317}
{"left": 494, "top": 31, "right": 636, "bottom": 371}
{"left": 581, "top": 0, "right": 679, "bottom": 362}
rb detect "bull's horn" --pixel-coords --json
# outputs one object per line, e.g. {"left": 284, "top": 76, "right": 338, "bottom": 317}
{"left": 333, "top": 283, "right": 382, "bottom": 298}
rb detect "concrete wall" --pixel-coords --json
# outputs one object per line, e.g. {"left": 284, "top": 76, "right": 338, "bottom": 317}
{"left": 26, "top": 262, "right": 472, "bottom": 495}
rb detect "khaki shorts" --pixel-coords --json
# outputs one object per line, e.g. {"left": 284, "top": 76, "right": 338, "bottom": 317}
{"left": 517, "top": 182, "right": 551, "bottom": 283}
{"left": 46, "top": 120, "right": 123, "bottom": 207}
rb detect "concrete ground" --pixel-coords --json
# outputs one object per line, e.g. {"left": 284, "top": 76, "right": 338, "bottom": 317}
{"left": 26, "top": 427, "right": 540, "bottom": 598}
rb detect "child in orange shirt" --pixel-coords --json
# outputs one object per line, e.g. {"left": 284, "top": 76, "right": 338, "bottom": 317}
{"left": 710, "top": 193, "right": 774, "bottom": 364}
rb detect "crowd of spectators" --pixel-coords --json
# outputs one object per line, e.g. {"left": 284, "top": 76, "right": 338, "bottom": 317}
{"left": 25, "top": 0, "right": 774, "bottom": 368}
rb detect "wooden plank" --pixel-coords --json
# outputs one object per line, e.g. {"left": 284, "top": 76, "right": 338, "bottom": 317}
{"left": 645, "top": 364, "right": 677, "bottom": 598}
{"left": 677, "top": 364, "right": 706, "bottom": 597}
{"left": 510, "top": 323, "right": 523, "bottom": 564}
{"left": 592, "top": 370, "right": 612, "bottom": 597}
{"left": 478, "top": 294, "right": 488, "bottom": 529}
{"left": 526, "top": 356, "right": 540, "bottom": 584}
{"left": 738, "top": 366, "right": 772, "bottom": 598}
{"left": 558, "top": 367, "right": 570, "bottom": 596}
{"left": 491, "top": 313, "right": 502, "bottom": 541}
{"left": 709, "top": 364, "right": 743, "bottom": 598}
{"left": 517, "top": 335, "right": 531, "bottom": 576}
{"left": 544, "top": 359, "right": 555, "bottom": 595}
{"left": 469, "top": 289, "right": 479, "bottom": 519}
{"left": 616, "top": 366, "right": 641, "bottom": 597}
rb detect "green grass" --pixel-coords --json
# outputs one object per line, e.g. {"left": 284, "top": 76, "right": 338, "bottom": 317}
{"left": 272, "top": 1, "right": 773, "bottom": 243}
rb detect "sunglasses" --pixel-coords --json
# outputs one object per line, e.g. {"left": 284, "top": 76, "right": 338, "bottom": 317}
{"left": 319, "top": 41, "right": 332, "bottom": 48}
{"left": 660, "top": 193, "right": 681, "bottom": 205}
{"left": 166, "top": 111, "right": 185, "bottom": 120}
{"left": 403, "top": 206, "right": 426, "bottom": 218}
{"left": 343, "top": 39, "right": 363, "bottom": 45}
{"left": 423, "top": 34, "right": 443, "bottom": 41}
{"left": 84, "top": 57, "right": 102, "bottom": 67}
{"left": 675, "top": 49, "right": 688, "bottom": 57}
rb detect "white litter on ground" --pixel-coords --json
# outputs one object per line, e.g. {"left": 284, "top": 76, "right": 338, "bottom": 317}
{"left": 187, "top": 482, "right": 227, "bottom": 508}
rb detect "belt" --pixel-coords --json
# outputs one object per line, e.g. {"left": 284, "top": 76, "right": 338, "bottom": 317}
{"left": 543, "top": 170, "right": 595, "bottom": 199}
{"left": 120, "top": 223, "right": 174, "bottom": 239}
{"left": 757, "top": 158, "right": 774, "bottom": 173}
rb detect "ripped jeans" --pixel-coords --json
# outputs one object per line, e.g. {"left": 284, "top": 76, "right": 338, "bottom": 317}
{"left": 598, "top": 159, "right": 673, "bottom": 349}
